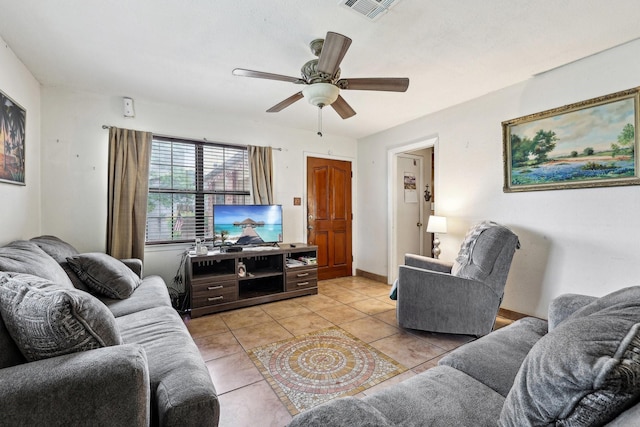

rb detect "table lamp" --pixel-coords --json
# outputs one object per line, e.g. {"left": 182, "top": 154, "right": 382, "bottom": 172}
{"left": 426, "top": 215, "right": 447, "bottom": 259}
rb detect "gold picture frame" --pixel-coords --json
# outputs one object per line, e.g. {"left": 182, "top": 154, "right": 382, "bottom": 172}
{"left": 503, "top": 87, "right": 640, "bottom": 192}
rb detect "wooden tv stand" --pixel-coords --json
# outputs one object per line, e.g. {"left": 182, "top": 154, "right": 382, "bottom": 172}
{"left": 186, "top": 243, "right": 318, "bottom": 318}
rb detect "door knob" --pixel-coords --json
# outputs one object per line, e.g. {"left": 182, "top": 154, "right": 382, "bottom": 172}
{"left": 417, "top": 222, "right": 423, "bottom": 227}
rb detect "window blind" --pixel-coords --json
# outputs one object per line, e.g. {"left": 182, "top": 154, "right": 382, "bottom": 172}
{"left": 146, "top": 136, "right": 250, "bottom": 244}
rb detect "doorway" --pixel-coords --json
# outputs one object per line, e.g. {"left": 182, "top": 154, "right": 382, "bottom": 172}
{"left": 306, "top": 157, "right": 353, "bottom": 280}
{"left": 387, "top": 137, "right": 438, "bottom": 284}
{"left": 395, "top": 153, "right": 425, "bottom": 280}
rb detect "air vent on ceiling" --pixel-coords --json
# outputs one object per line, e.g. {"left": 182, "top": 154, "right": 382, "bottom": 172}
{"left": 338, "top": 0, "right": 400, "bottom": 21}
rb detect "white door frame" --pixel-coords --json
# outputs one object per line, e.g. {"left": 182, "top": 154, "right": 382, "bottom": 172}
{"left": 387, "top": 136, "right": 438, "bottom": 284}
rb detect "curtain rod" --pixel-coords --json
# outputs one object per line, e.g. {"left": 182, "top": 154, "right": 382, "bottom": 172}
{"left": 101, "top": 125, "right": 282, "bottom": 151}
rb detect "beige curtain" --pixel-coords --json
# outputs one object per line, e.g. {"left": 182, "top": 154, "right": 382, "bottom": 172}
{"left": 107, "top": 127, "right": 152, "bottom": 261}
{"left": 249, "top": 145, "right": 274, "bottom": 204}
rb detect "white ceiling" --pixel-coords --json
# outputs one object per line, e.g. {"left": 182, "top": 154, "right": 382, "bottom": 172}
{"left": 1, "top": 0, "right": 640, "bottom": 139}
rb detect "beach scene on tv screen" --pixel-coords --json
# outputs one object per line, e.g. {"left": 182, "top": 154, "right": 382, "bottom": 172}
{"left": 214, "top": 205, "right": 283, "bottom": 245}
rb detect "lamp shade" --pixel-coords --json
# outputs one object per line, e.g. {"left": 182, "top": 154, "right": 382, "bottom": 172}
{"left": 426, "top": 215, "right": 447, "bottom": 234}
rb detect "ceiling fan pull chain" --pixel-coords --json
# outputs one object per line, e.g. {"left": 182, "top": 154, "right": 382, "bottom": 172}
{"left": 317, "top": 105, "right": 323, "bottom": 137}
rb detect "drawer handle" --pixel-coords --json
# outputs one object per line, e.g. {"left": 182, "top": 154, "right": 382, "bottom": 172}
{"left": 208, "top": 296, "right": 224, "bottom": 302}
{"left": 296, "top": 272, "right": 309, "bottom": 277}
{"left": 207, "top": 285, "right": 224, "bottom": 290}
{"left": 297, "top": 282, "right": 310, "bottom": 286}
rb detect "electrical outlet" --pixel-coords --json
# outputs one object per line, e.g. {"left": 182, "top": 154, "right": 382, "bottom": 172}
{"left": 123, "top": 97, "right": 135, "bottom": 117}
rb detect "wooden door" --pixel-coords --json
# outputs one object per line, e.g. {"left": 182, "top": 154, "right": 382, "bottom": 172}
{"left": 307, "top": 157, "right": 352, "bottom": 280}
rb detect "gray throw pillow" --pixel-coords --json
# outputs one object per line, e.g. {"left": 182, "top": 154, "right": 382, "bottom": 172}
{"left": 499, "top": 286, "right": 640, "bottom": 426}
{"left": 60, "top": 261, "right": 93, "bottom": 292}
{"left": 66, "top": 253, "right": 142, "bottom": 299}
{"left": 0, "top": 272, "right": 122, "bottom": 362}
{"left": 0, "top": 240, "right": 73, "bottom": 288}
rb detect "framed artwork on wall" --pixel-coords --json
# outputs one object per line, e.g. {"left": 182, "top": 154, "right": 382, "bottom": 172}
{"left": 0, "top": 89, "right": 26, "bottom": 185}
{"left": 503, "top": 87, "right": 640, "bottom": 192}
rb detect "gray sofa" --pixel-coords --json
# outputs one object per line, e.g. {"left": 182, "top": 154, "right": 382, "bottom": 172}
{"left": 288, "top": 286, "right": 640, "bottom": 426}
{"left": 0, "top": 236, "right": 219, "bottom": 426}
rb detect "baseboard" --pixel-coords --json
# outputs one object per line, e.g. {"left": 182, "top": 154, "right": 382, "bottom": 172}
{"left": 355, "top": 269, "right": 388, "bottom": 284}
{"left": 498, "top": 307, "right": 528, "bottom": 321}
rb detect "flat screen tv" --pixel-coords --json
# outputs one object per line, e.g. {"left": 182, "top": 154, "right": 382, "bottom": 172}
{"left": 213, "top": 204, "right": 283, "bottom": 246}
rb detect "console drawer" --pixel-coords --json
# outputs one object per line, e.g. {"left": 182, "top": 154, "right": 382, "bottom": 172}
{"left": 192, "top": 274, "right": 237, "bottom": 286}
{"left": 192, "top": 280, "right": 238, "bottom": 307}
{"left": 286, "top": 268, "right": 318, "bottom": 291}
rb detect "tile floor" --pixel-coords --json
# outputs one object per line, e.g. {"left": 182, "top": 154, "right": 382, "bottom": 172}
{"left": 184, "top": 276, "right": 514, "bottom": 427}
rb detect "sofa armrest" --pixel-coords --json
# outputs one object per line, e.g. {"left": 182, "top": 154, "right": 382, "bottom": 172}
{"left": 0, "top": 344, "right": 150, "bottom": 426}
{"left": 120, "top": 258, "right": 143, "bottom": 278}
{"left": 547, "top": 293, "right": 597, "bottom": 331}
{"left": 404, "top": 254, "right": 453, "bottom": 273}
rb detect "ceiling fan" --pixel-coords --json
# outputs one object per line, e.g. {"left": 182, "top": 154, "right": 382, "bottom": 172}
{"left": 232, "top": 31, "right": 409, "bottom": 136}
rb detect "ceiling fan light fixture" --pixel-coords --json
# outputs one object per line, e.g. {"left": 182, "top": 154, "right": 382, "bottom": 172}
{"left": 302, "top": 83, "right": 340, "bottom": 107}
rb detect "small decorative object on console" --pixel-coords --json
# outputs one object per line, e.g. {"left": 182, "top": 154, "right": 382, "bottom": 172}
{"left": 194, "top": 238, "right": 208, "bottom": 255}
{"left": 237, "top": 262, "right": 246, "bottom": 278}
{"left": 299, "top": 256, "right": 317, "bottom": 265}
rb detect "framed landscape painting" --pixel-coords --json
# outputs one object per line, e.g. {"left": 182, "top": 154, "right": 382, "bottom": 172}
{"left": 503, "top": 87, "right": 640, "bottom": 192}
{"left": 0, "top": 90, "right": 26, "bottom": 185}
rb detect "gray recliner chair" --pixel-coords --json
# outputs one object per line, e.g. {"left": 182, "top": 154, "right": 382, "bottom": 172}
{"left": 396, "top": 221, "right": 520, "bottom": 336}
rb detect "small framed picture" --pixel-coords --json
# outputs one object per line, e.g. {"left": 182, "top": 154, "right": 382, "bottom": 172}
{"left": 237, "top": 262, "right": 246, "bottom": 278}
{"left": 0, "top": 89, "right": 26, "bottom": 185}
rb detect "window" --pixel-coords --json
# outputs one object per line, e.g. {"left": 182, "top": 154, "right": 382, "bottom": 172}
{"left": 146, "top": 136, "right": 250, "bottom": 244}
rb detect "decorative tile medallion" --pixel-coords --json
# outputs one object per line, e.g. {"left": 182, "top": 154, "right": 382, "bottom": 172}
{"left": 249, "top": 326, "right": 406, "bottom": 415}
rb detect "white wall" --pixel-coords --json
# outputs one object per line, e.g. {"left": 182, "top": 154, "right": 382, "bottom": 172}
{"left": 0, "top": 37, "right": 41, "bottom": 243}
{"left": 357, "top": 39, "right": 640, "bottom": 319}
{"left": 9, "top": 32, "right": 640, "bottom": 318}
{"left": 40, "top": 87, "right": 357, "bottom": 284}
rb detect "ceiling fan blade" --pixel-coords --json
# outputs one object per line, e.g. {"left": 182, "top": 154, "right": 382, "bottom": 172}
{"left": 331, "top": 95, "right": 356, "bottom": 119}
{"left": 317, "top": 32, "right": 352, "bottom": 76}
{"left": 266, "top": 92, "right": 304, "bottom": 113}
{"left": 232, "top": 68, "right": 304, "bottom": 84}
{"left": 337, "top": 77, "right": 409, "bottom": 92}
